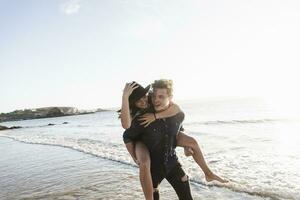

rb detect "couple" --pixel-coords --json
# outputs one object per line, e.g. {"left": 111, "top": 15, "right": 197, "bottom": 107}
{"left": 120, "top": 79, "right": 227, "bottom": 200}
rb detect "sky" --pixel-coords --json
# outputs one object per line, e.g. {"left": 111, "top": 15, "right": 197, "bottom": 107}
{"left": 0, "top": 0, "right": 300, "bottom": 113}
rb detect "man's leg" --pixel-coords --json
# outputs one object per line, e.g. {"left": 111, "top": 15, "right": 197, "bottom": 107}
{"left": 166, "top": 163, "right": 193, "bottom": 200}
{"left": 151, "top": 170, "right": 164, "bottom": 200}
{"left": 153, "top": 188, "right": 159, "bottom": 200}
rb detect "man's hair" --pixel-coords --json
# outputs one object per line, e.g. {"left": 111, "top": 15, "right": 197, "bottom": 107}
{"left": 152, "top": 79, "right": 173, "bottom": 96}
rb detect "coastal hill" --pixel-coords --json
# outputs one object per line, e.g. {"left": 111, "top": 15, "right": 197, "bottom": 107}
{"left": 0, "top": 107, "right": 109, "bottom": 122}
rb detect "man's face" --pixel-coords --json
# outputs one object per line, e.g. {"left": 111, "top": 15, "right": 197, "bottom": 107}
{"left": 151, "top": 88, "right": 172, "bottom": 111}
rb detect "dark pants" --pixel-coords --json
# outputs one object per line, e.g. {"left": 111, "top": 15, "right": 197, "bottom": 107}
{"left": 152, "top": 162, "right": 193, "bottom": 200}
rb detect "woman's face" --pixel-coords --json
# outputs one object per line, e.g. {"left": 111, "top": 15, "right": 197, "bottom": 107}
{"left": 135, "top": 95, "right": 148, "bottom": 109}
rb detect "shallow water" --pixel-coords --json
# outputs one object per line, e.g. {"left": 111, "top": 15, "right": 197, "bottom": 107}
{"left": 1, "top": 98, "right": 299, "bottom": 199}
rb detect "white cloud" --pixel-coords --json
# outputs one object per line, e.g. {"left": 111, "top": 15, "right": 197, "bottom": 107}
{"left": 61, "top": 0, "right": 82, "bottom": 15}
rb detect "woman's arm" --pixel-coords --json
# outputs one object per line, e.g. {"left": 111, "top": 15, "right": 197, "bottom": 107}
{"left": 120, "top": 82, "right": 138, "bottom": 129}
{"left": 139, "top": 103, "right": 182, "bottom": 127}
{"left": 121, "top": 94, "right": 132, "bottom": 129}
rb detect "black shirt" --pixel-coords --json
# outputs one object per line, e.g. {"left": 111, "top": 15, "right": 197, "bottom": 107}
{"left": 123, "top": 109, "right": 185, "bottom": 174}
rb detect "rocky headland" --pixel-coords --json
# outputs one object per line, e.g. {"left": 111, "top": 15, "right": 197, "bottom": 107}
{"left": 0, "top": 107, "right": 109, "bottom": 123}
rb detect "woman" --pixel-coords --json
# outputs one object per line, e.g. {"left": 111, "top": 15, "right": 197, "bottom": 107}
{"left": 120, "top": 81, "right": 227, "bottom": 200}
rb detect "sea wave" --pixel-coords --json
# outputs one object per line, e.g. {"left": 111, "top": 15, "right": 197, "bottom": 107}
{"left": 0, "top": 134, "right": 297, "bottom": 200}
{"left": 0, "top": 134, "right": 135, "bottom": 167}
{"left": 184, "top": 118, "right": 288, "bottom": 126}
{"left": 190, "top": 178, "right": 298, "bottom": 200}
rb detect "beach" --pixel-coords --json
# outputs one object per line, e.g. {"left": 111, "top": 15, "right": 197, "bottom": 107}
{"left": 1, "top": 98, "right": 299, "bottom": 200}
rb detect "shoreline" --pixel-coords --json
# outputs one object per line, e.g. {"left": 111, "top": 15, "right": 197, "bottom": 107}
{"left": 0, "top": 136, "right": 184, "bottom": 200}
{"left": 0, "top": 136, "right": 142, "bottom": 200}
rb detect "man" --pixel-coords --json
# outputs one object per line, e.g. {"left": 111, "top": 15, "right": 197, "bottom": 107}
{"left": 123, "top": 79, "right": 193, "bottom": 200}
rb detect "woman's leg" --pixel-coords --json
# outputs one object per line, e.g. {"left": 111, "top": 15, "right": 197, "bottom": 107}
{"left": 177, "top": 132, "right": 228, "bottom": 183}
{"left": 135, "top": 141, "right": 154, "bottom": 200}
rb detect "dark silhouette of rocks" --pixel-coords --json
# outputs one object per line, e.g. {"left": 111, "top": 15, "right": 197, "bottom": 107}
{"left": 62, "top": 122, "right": 68, "bottom": 124}
{"left": 46, "top": 108, "right": 64, "bottom": 117}
{"left": 0, "top": 125, "right": 9, "bottom": 130}
{"left": 0, "top": 106, "right": 110, "bottom": 122}
{"left": 10, "top": 126, "right": 22, "bottom": 129}
{"left": 0, "top": 125, "right": 22, "bottom": 131}
{"left": 96, "top": 108, "right": 110, "bottom": 112}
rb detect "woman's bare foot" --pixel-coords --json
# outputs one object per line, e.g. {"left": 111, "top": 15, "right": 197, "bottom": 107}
{"left": 205, "top": 172, "right": 228, "bottom": 183}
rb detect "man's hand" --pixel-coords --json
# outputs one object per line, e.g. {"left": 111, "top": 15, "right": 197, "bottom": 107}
{"left": 138, "top": 113, "right": 156, "bottom": 127}
{"left": 123, "top": 82, "right": 139, "bottom": 99}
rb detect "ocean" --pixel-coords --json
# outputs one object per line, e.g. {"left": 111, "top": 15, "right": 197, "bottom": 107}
{"left": 0, "top": 98, "right": 299, "bottom": 200}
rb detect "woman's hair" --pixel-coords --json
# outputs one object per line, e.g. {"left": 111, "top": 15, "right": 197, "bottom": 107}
{"left": 129, "top": 104, "right": 140, "bottom": 118}
{"left": 118, "top": 82, "right": 150, "bottom": 119}
{"left": 117, "top": 92, "right": 154, "bottom": 119}
{"left": 117, "top": 102, "right": 141, "bottom": 119}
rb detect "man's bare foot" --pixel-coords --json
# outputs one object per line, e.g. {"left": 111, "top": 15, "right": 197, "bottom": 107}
{"left": 205, "top": 173, "right": 228, "bottom": 183}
